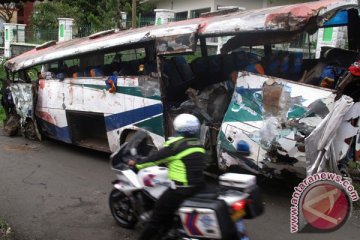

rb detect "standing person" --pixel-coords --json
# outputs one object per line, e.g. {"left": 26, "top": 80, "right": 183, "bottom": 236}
{"left": 128, "top": 113, "right": 206, "bottom": 240}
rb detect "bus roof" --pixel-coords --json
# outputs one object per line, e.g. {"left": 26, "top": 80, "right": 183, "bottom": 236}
{"left": 5, "top": 0, "right": 358, "bottom": 72}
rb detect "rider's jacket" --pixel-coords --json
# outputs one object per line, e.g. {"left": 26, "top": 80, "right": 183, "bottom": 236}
{"left": 136, "top": 136, "right": 206, "bottom": 186}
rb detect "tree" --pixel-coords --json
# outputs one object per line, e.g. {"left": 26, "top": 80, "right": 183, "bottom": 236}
{"left": 56, "top": 0, "right": 102, "bottom": 26}
{"left": 29, "top": 0, "right": 155, "bottom": 32}
{"left": 88, "top": 0, "right": 121, "bottom": 31}
{"left": 86, "top": 0, "right": 155, "bottom": 30}
{"left": 0, "top": 0, "right": 53, "bottom": 23}
{"left": 0, "top": 2, "right": 20, "bottom": 23}
{"left": 29, "top": 1, "right": 82, "bottom": 30}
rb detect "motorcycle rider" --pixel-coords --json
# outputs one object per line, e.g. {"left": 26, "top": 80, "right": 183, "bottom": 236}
{"left": 128, "top": 113, "right": 206, "bottom": 240}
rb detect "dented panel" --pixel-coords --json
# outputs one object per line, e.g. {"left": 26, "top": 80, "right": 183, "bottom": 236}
{"left": 219, "top": 72, "right": 336, "bottom": 178}
{"left": 5, "top": 24, "right": 199, "bottom": 72}
{"left": 34, "top": 76, "right": 164, "bottom": 152}
{"left": 156, "top": 33, "right": 196, "bottom": 55}
{"left": 5, "top": 0, "right": 358, "bottom": 72}
{"left": 305, "top": 97, "right": 360, "bottom": 175}
{"left": 9, "top": 83, "right": 34, "bottom": 122}
{"left": 199, "top": 0, "right": 358, "bottom": 36}
{"left": 7, "top": 83, "right": 41, "bottom": 140}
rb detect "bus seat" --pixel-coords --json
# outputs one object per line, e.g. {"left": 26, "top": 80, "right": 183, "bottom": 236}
{"left": 301, "top": 47, "right": 356, "bottom": 87}
{"left": 163, "top": 57, "right": 194, "bottom": 102}
{"left": 191, "top": 55, "right": 225, "bottom": 89}
{"left": 264, "top": 50, "right": 303, "bottom": 80}
{"left": 163, "top": 58, "right": 185, "bottom": 88}
{"left": 144, "top": 61, "right": 157, "bottom": 74}
{"left": 90, "top": 67, "right": 104, "bottom": 77}
{"left": 72, "top": 71, "right": 84, "bottom": 78}
{"left": 172, "top": 56, "right": 194, "bottom": 84}
{"left": 102, "top": 64, "right": 113, "bottom": 76}
{"left": 321, "top": 47, "right": 358, "bottom": 68}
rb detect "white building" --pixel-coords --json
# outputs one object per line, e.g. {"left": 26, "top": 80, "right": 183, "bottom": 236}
{"left": 143, "top": 0, "right": 313, "bottom": 19}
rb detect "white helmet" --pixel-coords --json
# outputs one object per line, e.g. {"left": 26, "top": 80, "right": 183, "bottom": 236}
{"left": 173, "top": 114, "right": 200, "bottom": 136}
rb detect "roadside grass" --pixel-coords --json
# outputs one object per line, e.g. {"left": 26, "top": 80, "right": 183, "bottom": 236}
{"left": 354, "top": 183, "right": 360, "bottom": 209}
{"left": 0, "top": 216, "right": 14, "bottom": 240}
{"left": 349, "top": 161, "right": 360, "bottom": 209}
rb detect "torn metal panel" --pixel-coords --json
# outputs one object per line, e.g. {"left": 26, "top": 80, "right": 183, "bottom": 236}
{"left": 9, "top": 83, "right": 34, "bottom": 122}
{"left": 8, "top": 83, "right": 41, "bottom": 140}
{"left": 217, "top": 123, "right": 260, "bottom": 175}
{"left": 305, "top": 96, "right": 357, "bottom": 176}
{"left": 172, "top": 82, "right": 233, "bottom": 123}
{"left": 219, "top": 72, "right": 335, "bottom": 178}
{"left": 199, "top": 0, "right": 358, "bottom": 36}
{"left": 262, "top": 79, "right": 298, "bottom": 121}
{"left": 156, "top": 33, "right": 196, "bottom": 55}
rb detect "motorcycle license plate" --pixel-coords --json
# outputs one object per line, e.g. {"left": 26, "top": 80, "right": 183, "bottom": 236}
{"left": 179, "top": 207, "right": 222, "bottom": 239}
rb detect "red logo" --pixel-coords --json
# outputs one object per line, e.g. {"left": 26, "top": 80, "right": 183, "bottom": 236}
{"left": 301, "top": 182, "right": 350, "bottom": 232}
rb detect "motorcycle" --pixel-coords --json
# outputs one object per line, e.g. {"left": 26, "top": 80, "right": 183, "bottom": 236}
{"left": 109, "top": 131, "right": 263, "bottom": 240}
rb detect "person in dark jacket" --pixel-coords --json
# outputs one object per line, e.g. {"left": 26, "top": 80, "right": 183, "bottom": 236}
{"left": 128, "top": 113, "right": 206, "bottom": 240}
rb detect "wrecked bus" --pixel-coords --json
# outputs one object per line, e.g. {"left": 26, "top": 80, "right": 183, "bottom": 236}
{"left": 1, "top": 0, "right": 360, "bottom": 179}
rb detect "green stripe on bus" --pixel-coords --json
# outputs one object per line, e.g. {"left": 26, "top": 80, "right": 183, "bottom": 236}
{"left": 76, "top": 84, "right": 161, "bottom": 100}
{"left": 134, "top": 115, "right": 165, "bottom": 137}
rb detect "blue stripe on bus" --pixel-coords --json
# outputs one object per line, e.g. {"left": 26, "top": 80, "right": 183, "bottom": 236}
{"left": 37, "top": 119, "right": 72, "bottom": 143}
{"left": 104, "top": 104, "right": 163, "bottom": 132}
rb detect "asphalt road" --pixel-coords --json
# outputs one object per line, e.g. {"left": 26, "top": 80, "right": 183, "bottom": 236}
{"left": 0, "top": 131, "right": 359, "bottom": 240}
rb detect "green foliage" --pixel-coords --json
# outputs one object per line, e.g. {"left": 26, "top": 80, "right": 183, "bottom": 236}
{"left": 138, "top": 2, "right": 156, "bottom": 16}
{"left": 56, "top": 0, "right": 101, "bottom": 26}
{"left": 29, "top": 0, "right": 155, "bottom": 31}
{"left": 29, "top": 1, "right": 83, "bottom": 30}
{"left": 88, "top": 0, "right": 120, "bottom": 30}
{"left": 0, "top": 216, "right": 14, "bottom": 240}
{"left": 0, "top": 63, "right": 5, "bottom": 80}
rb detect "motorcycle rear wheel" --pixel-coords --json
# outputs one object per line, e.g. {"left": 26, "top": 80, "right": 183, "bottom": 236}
{"left": 109, "top": 189, "right": 137, "bottom": 228}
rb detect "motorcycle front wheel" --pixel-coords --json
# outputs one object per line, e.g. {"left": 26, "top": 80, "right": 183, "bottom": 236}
{"left": 109, "top": 189, "right": 137, "bottom": 228}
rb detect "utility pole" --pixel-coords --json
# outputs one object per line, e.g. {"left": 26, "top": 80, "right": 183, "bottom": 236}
{"left": 132, "top": 0, "right": 136, "bottom": 28}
